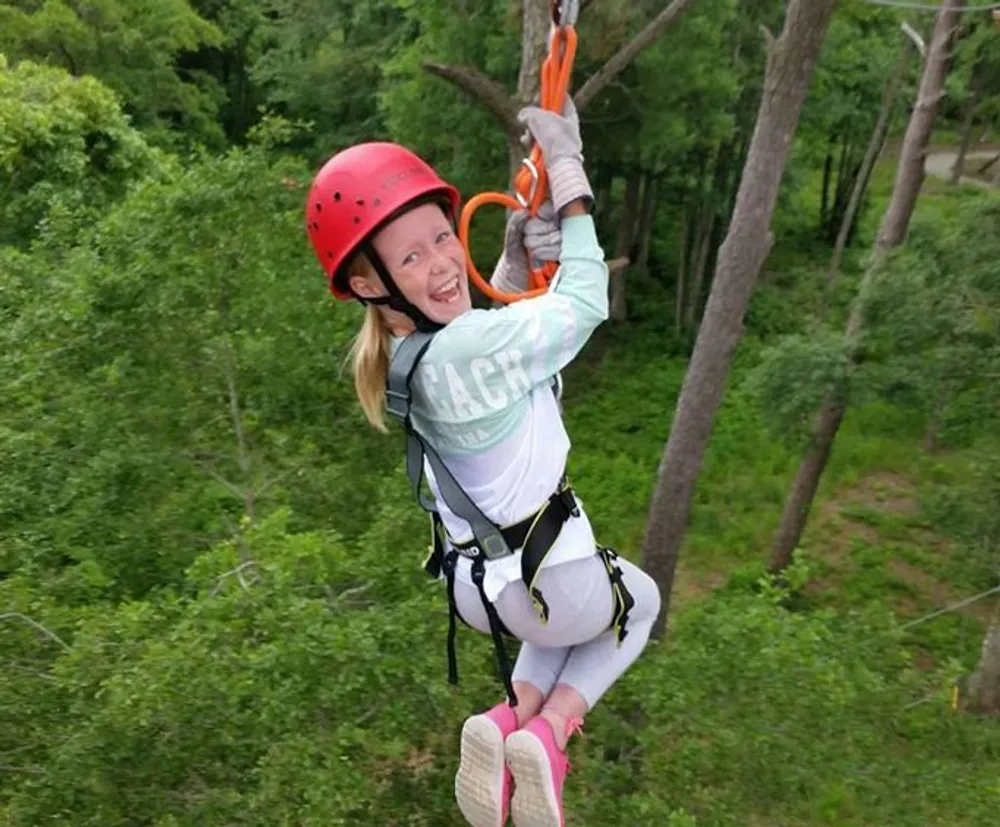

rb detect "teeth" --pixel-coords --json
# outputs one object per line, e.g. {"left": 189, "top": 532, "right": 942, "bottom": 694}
{"left": 432, "top": 277, "right": 459, "bottom": 301}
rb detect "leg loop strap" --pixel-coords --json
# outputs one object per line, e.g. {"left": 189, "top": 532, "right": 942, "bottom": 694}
{"left": 598, "top": 546, "right": 636, "bottom": 646}
{"left": 472, "top": 557, "right": 519, "bottom": 708}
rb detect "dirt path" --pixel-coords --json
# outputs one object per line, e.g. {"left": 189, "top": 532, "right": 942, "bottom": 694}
{"left": 925, "top": 149, "right": 999, "bottom": 189}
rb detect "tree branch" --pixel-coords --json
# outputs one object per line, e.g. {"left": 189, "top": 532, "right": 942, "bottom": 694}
{"left": 0, "top": 764, "right": 44, "bottom": 776}
{"left": 575, "top": 0, "right": 696, "bottom": 111}
{"left": 200, "top": 466, "right": 246, "bottom": 501}
{"left": 422, "top": 63, "right": 520, "bottom": 136}
{"left": 0, "top": 613, "right": 71, "bottom": 652}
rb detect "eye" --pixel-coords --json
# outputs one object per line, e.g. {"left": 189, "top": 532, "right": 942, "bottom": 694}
{"left": 435, "top": 229, "right": 452, "bottom": 244}
{"left": 401, "top": 251, "right": 418, "bottom": 267}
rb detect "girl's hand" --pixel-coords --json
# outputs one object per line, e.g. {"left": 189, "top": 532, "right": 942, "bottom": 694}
{"left": 490, "top": 200, "right": 563, "bottom": 294}
{"left": 516, "top": 98, "right": 594, "bottom": 214}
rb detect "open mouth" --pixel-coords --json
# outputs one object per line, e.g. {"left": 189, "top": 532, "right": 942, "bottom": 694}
{"left": 430, "top": 276, "right": 461, "bottom": 304}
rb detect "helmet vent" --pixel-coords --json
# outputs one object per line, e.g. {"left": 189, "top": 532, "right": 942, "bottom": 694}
{"left": 315, "top": 202, "right": 322, "bottom": 212}
{"left": 353, "top": 216, "right": 361, "bottom": 224}
{"left": 333, "top": 191, "right": 342, "bottom": 202}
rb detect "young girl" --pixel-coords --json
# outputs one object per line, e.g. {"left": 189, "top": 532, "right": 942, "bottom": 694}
{"left": 305, "top": 102, "right": 661, "bottom": 827}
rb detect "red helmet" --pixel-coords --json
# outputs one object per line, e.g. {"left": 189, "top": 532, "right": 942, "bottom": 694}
{"left": 305, "top": 142, "right": 461, "bottom": 300}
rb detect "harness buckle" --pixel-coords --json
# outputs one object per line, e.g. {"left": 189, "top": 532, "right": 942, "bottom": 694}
{"left": 385, "top": 388, "right": 410, "bottom": 421}
{"left": 558, "top": 483, "right": 580, "bottom": 518}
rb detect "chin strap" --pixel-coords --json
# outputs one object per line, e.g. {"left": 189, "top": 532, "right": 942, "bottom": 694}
{"left": 356, "top": 242, "right": 444, "bottom": 334}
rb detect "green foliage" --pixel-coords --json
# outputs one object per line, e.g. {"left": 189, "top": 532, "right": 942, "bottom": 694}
{"left": 742, "top": 329, "right": 851, "bottom": 445}
{"left": 0, "top": 0, "right": 224, "bottom": 146}
{"left": 4, "top": 3, "right": 1000, "bottom": 824}
{"left": 0, "top": 55, "right": 161, "bottom": 245}
{"left": 253, "top": 0, "right": 411, "bottom": 162}
{"left": 859, "top": 192, "right": 1000, "bottom": 446}
{"left": 1, "top": 146, "right": 397, "bottom": 600}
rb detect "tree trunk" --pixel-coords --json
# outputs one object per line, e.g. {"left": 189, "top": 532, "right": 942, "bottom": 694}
{"left": 828, "top": 134, "right": 851, "bottom": 239}
{"left": 876, "top": 0, "right": 964, "bottom": 254}
{"left": 639, "top": 0, "right": 839, "bottom": 637}
{"left": 950, "top": 67, "right": 981, "bottom": 185}
{"left": 594, "top": 166, "right": 614, "bottom": 237}
{"left": 427, "top": 0, "right": 694, "bottom": 129}
{"left": 770, "top": 0, "right": 965, "bottom": 573}
{"left": 684, "top": 205, "right": 715, "bottom": 331}
{"left": 675, "top": 217, "right": 688, "bottom": 334}
{"left": 770, "top": 395, "right": 847, "bottom": 571}
{"left": 820, "top": 138, "right": 834, "bottom": 233}
{"left": 610, "top": 171, "right": 642, "bottom": 321}
{"left": 635, "top": 173, "right": 660, "bottom": 277}
{"left": 829, "top": 38, "right": 912, "bottom": 282}
{"left": 516, "top": 0, "right": 552, "bottom": 107}
{"left": 965, "top": 596, "right": 1000, "bottom": 715}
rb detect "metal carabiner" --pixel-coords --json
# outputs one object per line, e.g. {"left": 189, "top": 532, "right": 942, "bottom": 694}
{"left": 515, "top": 157, "right": 541, "bottom": 209}
{"left": 551, "top": 0, "right": 580, "bottom": 27}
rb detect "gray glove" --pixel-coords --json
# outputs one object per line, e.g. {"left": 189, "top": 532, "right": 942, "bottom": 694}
{"left": 490, "top": 201, "right": 563, "bottom": 293}
{"left": 516, "top": 97, "right": 594, "bottom": 214}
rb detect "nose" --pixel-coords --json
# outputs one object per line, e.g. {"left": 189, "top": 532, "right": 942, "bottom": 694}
{"left": 429, "top": 246, "right": 451, "bottom": 274}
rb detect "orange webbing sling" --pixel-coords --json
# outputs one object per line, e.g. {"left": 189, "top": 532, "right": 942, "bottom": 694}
{"left": 458, "top": 0, "right": 580, "bottom": 305}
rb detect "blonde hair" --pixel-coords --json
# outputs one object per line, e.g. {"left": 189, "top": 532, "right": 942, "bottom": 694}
{"left": 345, "top": 253, "right": 393, "bottom": 432}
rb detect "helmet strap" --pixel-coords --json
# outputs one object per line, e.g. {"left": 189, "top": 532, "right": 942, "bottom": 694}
{"left": 357, "top": 242, "right": 444, "bottom": 334}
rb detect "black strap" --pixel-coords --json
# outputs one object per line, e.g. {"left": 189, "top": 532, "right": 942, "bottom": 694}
{"left": 471, "top": 556, "right": 517, "bottom": 706}
{"left": 598, "top": 546, "right": 635, "bottom": 645}
{"left": 451, "top": 480, "right": 579, "bottom": 622}
{"left": 387, "top": 332, "right": 512, "bottom": 560}
{"left": 358, "top": 240, "right": 443, "bottom": 334}
{"left": 440, "top": 549, "right": 460, "bottom": 685}
{"left": 439, "top": 546, "right": 518, "bottom": 705}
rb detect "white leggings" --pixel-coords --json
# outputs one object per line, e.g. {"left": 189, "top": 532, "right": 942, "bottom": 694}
{"left": 452, "top": 553, "right": 661, "bottom": 709}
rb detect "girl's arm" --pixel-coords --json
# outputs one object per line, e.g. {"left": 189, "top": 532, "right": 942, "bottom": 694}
{"left": 422, "top": 204, "right": 607, "bottom": 419}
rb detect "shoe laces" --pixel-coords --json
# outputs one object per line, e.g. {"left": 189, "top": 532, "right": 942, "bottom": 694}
{"left": 564, "top": 716, "right": 585, "bottom": 741}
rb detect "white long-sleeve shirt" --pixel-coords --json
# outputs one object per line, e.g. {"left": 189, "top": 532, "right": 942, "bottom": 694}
{"left": 390, "top": 214, "right": 609, "bottom": 600}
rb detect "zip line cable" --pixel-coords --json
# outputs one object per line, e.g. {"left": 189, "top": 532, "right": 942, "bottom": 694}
{"left": 863, "top": 0, "right": 1000, "bottom": 11}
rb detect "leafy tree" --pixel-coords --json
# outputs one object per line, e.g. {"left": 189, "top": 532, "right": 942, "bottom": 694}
{"left": 0, "top": 55, "right": 161, "bottom": 246}
{"left": 0, "top": 0, "right": 224, "bottom": 145}
{"left": 1, "top": 143, "right": 395, "bottom": 600}
{"left": 770, "top": 0, "right": 968, "bottom": 572}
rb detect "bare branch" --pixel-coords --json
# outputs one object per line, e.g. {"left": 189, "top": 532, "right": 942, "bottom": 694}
{"left": 606, "top": 256, "right": 630, "bottom": 275}
{"left": 210, "top": 561, "right": 260, "bottom": 597}
{"left": 200, "top": 466, "right": 246, "bottom": 501}
{"left": 257, "top": 468, "right": 298, "bottom": 498}
{"left": 222, "top": 343, "right": 250, "bottom": 478}
{"left": 0, "top": 613, "right": 71, "bottom": 652}
{"left": 423, "top": 63, "right": 520, "bottom": 136}
{"left": 330, "top": 581, "right": 374, "bottom": 609}
{"left": 759, "top": 24, "right": 776, "bottom": 53}
{"left": 0, "top": 764, "right": 44, "bottom": 776}
{"left": 575, "top": 0, "right": 695, "bottom": 111}
{"left": 3, "top": 660, "right": 56, "bottom": 681}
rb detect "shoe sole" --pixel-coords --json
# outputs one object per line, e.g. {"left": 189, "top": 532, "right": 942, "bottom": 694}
{"left": 505, "top": 730, "right": 563, "bottom": 827}
{"left": 455, "top": 715, "right": 507, "bottom": 827}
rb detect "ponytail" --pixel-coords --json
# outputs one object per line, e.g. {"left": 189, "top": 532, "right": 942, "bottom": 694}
{"left": 346, "top": 253, "right": 392, "bottom": 432}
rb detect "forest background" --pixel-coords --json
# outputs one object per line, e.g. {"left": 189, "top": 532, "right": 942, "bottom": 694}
{"left": 2, "top": 0, "right": 1000, "bottom": 824}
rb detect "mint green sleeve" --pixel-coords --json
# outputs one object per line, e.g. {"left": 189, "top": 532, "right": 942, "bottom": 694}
{"left": 423, "top": 214, "right": 609, "bottom": 418}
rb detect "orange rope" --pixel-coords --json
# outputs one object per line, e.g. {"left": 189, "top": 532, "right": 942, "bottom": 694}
{"left": 459, "top": 24, "right": 578, "bottom": 304}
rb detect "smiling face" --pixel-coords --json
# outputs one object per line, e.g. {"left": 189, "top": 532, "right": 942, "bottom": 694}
{"left": 348, "top": 201, "right": 471, "bottom": 329}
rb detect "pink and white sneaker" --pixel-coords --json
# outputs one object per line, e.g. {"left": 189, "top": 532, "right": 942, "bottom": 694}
{"left": 504, "top": 715, "right": 583, "bottom": 827}
{"left": 455, "top": 701, "right": 519, "bottom": 827}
